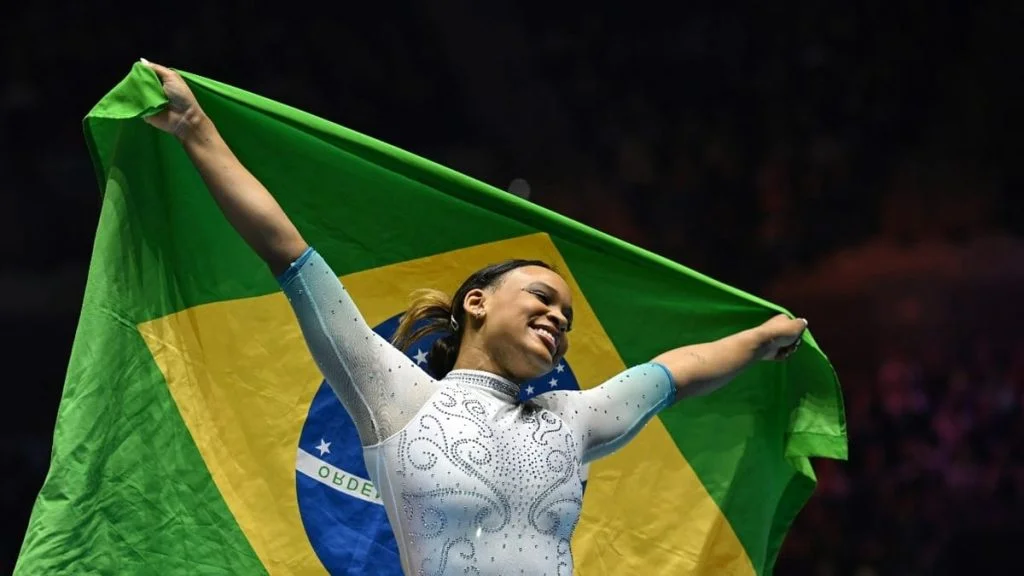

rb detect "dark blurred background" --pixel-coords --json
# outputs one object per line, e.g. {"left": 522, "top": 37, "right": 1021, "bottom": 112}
{"left": 3, "top": 1, "right": 1022, "bottom": 574}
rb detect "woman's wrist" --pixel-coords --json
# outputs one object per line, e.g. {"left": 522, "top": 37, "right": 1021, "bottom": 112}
{"left": 175, "top": 106, "right": 212, "bottom": 144}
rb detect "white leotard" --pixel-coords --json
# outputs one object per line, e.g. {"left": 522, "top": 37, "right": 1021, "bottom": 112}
{"left": 280, "top": 248, "right": 675, "bottom": 576}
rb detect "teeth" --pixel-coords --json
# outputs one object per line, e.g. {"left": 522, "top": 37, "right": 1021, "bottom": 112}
{"left": 531, "top": 327, "right": 557, "bottom": 351}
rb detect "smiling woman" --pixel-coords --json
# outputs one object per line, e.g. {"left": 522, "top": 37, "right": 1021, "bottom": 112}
{"left": 140, "top": 58, "right": 809, "bottom": 575}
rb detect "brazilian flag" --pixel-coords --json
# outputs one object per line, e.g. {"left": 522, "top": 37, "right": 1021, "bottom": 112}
{"left": 16, "top": 63, "right": 846, "bottom": 575}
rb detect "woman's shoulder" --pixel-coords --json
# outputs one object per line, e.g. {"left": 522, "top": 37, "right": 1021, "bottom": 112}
{"left": 528, "top": 390, "right": 583, "bottom": 422}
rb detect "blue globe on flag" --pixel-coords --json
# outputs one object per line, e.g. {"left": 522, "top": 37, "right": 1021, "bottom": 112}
{"left": 295, "top": 312, "right": 584, "bottom": 573}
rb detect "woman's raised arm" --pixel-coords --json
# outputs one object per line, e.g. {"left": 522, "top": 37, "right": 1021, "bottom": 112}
{"left": 142, "top": 59, "right": 308, "bottom": 275}
{"left": 140, "top": 59, "right": 440, "bottom": 446}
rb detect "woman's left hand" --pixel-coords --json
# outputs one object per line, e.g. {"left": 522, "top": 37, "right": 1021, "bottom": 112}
{"left": 758, "top": 314, "right": 808, "bottom": 361}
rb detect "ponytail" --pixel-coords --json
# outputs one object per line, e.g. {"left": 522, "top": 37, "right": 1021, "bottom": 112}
{"left": 391, "top": 289, "right": 462, "bottom": 378}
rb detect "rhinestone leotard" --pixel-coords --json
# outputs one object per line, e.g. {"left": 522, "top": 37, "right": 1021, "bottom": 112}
{"left": 280, "top": 248, "right": 675, "bottom": 576}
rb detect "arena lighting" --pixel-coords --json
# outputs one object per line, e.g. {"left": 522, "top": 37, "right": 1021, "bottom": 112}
{"left": 508, "top": 177, "right": 531, "bottom": 199}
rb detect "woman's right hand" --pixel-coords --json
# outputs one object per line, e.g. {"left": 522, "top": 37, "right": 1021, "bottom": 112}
{"left": 140, "top": 58, "right": 205, "bottom": 140}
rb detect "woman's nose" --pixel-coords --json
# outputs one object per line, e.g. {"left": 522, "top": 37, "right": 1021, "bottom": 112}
{"left": 547, "top": 311, "right": 568, "bottom": 332}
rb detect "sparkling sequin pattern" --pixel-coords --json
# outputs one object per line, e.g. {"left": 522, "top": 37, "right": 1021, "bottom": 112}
{"left": 367, "top": 373, "right": 584, "bottom": 576}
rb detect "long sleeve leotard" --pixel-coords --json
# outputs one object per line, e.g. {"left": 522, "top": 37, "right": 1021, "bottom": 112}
{"left": 280, "top": 247, "right": 675, "bottom": 576}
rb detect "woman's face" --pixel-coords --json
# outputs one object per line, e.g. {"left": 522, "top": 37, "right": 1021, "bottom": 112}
{"left": 467, "top": 266, "right": 573, "bottom": 382}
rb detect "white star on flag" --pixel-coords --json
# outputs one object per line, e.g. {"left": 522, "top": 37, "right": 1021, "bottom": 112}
{"left": 413, "top": 348, "right": 428, "bottom": 365}
{"left": 525, "top": 385, "right": 534, "bottom": 395}
{"left": 555, "top": 363, "right": 565, "bottom": 373}
{"left": 548, "top": 377, "right": 558, "bottom": 388}
{"left": 316, "top": 438, "right": 331, "bottom": 456}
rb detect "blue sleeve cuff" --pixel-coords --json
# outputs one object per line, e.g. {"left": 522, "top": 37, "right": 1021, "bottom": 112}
{"left": 276, "top": 246, "right": 316, "bottom": 286}
{"left": 647, "top": 361, "right": 677, "bottom": 409}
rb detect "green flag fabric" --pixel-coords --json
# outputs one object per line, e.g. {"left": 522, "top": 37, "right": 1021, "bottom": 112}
{"left": 17, "top": 63, "right": 846, "bottom": 575}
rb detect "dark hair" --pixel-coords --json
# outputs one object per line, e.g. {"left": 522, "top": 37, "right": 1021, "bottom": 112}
{"left": 391, "top": 259, "right": 552, "bottom": 378}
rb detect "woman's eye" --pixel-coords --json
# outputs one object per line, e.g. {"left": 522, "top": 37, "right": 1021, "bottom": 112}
{"left": 532, "top": 291, "right": 550, "bottom": 304}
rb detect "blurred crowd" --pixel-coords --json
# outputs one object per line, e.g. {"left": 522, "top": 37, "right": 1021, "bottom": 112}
{"left": 2, "top": 0, "right": 1020, "bottom": 572}
{"left": 781, "top": 335, "right": 1024, "bottom": 575}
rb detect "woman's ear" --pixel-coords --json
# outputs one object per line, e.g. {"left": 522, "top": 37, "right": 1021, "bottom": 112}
{"left": 462, "top": 288, "right": 487, "bottom": 321}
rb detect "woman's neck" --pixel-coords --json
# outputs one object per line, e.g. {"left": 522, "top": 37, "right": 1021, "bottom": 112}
{"left": 451, "top": 340, "right": 521, "bottom": 384}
